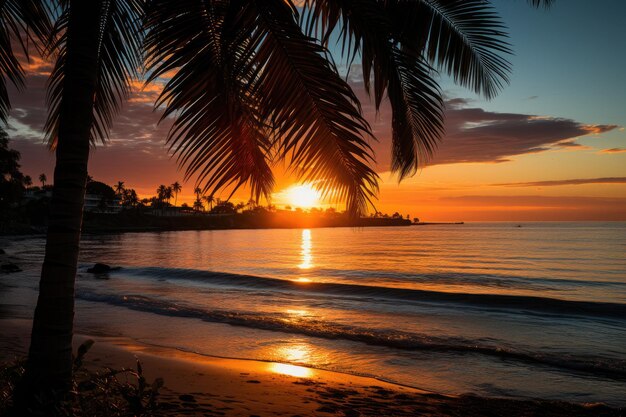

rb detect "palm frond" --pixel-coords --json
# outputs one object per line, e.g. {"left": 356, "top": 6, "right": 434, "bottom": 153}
{"left": 45, "top": 0, "right": 143, "bottom": 146}
{"left": 144, "top": 0, "right": 275, "bottom": 201}
{"left": 385, "top": 0, "right": 511, "bottom": 100}
{"left": 301, "top": 0, "right": 445, "bottom": 179}
{"left": 248, "top": 0, "right": 379, "bottom": 215}
{"left": 527, "top": 0, "right": 554, "bottom": 8}
{"left": 0, "top": 0, "right": 52, "bottom": 123}
{"left": 387, "top": 48, "right": 443, "bottom": 179}
{"left": 146, "top": 0, "right": 378, "bottom": 214}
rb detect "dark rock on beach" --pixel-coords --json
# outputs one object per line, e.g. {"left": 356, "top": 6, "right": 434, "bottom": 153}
{"left": 86, "top": 263, "right": 120, "bottom": 273}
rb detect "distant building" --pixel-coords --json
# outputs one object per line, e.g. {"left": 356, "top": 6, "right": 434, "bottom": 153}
{"left": 82, "top": 180, "right": 121, "bottom": 213}
{"left": 84, "top": 194, "right": 122, "bottom": 213}
{"left": 23, "top": 189, "right": 52, "bottom": 201}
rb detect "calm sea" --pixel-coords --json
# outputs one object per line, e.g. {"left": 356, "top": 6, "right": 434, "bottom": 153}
{"left": 2, "top": 222, "right": 625, "bottom": 406}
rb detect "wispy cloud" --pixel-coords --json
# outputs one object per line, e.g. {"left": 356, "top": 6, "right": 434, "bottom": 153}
{"left": 493, "top": 177, "right": 626, "bottom": 187}
{"left": 598, "top": 148, "right": 626, "bottom": 154}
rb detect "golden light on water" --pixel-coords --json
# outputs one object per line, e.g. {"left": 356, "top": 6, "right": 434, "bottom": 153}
{"left": 285, "top": 309, "right": 310, "bottom": 316}
{"left": 279, "top": 344, "right": 310, "bottom": 362}
{"left": 284, "top": 184, "right": 320, "bottom": 209}
{"left": 298, "top": 229, "right": 313, "bottom": 269}
{"left": 268, "top": 363, "right": 312, "bottom": 378}
{"left": 267, "top": 344, "right": 314, "bottom": 378}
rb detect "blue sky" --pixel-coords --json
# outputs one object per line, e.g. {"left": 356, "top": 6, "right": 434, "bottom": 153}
{"left": 467, "top": 0, "right": 626, "bottom": 126}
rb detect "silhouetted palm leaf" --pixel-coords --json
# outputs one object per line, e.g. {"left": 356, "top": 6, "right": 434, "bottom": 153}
{"left": 301, "top": 0, "right": 558, "bottom": 178}
{"left": 249, "top": 0, "right": 378, "bottom": 213}
{"left": 45, "top": 0, "right": 143, "bottom": 146}
{"left": 528, "top": 0, "right": 554, "bottom": 7}
{"left": 301, "top": 0, "right": 446, "bottom": 178}
{"left": 146, "top": 0, "right": 555, "bottom": 212}
{"left": 145, "top": 0, "right": 378, "bottom": 213}
{"left": 386, "top": 0, "right": 511, "bottom": 100}
{"left": 145, "top": 0, "right": 275, "bottom": 202}
{"left": 0, "top": 0, "right": 51, "bottom": 123}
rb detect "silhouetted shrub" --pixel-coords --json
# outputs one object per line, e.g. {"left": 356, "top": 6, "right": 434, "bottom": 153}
{"left": 0, "top": 340, "right": 163, "bottom": 417}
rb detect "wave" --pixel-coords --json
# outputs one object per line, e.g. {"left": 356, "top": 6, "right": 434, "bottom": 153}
{"left": 75, "top": 290, "right": 626, "bottom": 380}
{"left": 92, "top": 266, "right": 626, "bottom": 319}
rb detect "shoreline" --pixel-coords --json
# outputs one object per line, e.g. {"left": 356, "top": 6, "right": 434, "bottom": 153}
{"left": 1, "top": 219, "right": 420, "bottom": 237}
{"left": 1, "top": 318, "right": 622, "bottom": 416}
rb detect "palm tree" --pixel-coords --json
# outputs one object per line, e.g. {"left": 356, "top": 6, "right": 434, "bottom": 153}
{"left": 23, "top": 175, "right": 33, "bottom": 188}
{"left": 171, "top": 181, "right": 182, "bottom": 206}
{"left": 114, "top": 180, "right": 125, "bottom": 195}
{"left": 127, "top": 189, "right": 139, "bottom": 207}
{"left": 193, "top": 186, "right": 202, "bottom": 200}
{"left": 9, "top": 0, "right": 552, "bottom": 410}
{"left": 156, "top": 184, "right": 167, "bottom": 204}
{"left": 13, "top": 0, "right": 143, "bottom": 408}
{"left": 121, "top": 188, "right": 138, "bottom": 207}
{"left": 204, "top": 194, "right": 215, "bottom": 211}
{"left": 164, "top": 185, "right": 173, "bottom": 205}
{"left": 156, "top": 184, "right": 167, "bottom": 215}
{"left": 38, "top": 173, "right": 47, "bottom": 187}
{"left": 193, "top": 197, "right": 204, "bottom": 212}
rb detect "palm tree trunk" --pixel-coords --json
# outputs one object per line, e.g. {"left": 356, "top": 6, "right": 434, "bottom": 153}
{"left": 17, "top": 0, "right": 103, "bottom": 411}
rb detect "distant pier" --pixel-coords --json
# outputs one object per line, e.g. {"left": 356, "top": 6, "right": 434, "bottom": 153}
{"left": 411, "top": 222, "right": 464, "bottom": 226}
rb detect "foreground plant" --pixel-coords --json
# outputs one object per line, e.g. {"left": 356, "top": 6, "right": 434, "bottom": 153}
{"left": 2, "top": 340, "right": 163, "bottom": 417}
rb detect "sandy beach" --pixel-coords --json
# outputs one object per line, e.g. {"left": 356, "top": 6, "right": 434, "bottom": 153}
{"left": 1, "top": 318, "right": 621, "bottom": 417}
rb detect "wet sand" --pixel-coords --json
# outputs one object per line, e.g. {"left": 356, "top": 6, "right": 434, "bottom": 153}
{"left": 0, "top": 319, "right": 622, "bottom": 416}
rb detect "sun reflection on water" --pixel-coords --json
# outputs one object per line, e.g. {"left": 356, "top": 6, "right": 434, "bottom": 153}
{"left": 285, "top": 309, "right": 310, "bottom": 316}
{"left": 298, "top": 229, "right": 313, "bottom": 269}
{"left": 267, "top": 344, "right": 315, "bottom": 378}
{"left": 268, "top": 363, "right": 312, "bottom": 378}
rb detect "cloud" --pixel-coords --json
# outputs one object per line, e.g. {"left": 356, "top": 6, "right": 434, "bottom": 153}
{"left": 351, "top": 83, "right": 619, "bottom": 170}
{"left": 431, "top": 103, "right": 618, "bottom": 165}
{"left": 599, "top": 148, "right": 626, "bottom": 154}
{"left": 555, "top": 139, "right": 592, "bottom": 150}
{"left": 6, "top": 69, "right": 179, "bottom": 193}
{"left": 493, "top": 177, "right": 626, "bottom": 187}
{"left": 128, "top": 79, "right": 165, "bottom": 104}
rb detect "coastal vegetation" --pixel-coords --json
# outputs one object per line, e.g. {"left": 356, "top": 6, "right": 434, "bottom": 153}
{"left": 0, "top": 150, "right": 413, "bottom": 234}
{"left": 0, "top": 0, "right": 553, "bottom": 414}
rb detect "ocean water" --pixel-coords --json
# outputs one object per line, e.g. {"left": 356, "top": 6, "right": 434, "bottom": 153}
{"left": 1, "top": 222, "right": 625, "bottom": 406}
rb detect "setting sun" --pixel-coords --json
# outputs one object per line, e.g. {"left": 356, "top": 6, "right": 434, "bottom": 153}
{"left": 284, "top": 184, "right": 320, "bottom": 209}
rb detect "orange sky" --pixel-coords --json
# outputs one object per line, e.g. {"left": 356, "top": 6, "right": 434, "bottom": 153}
{"left": 8, "top": 70, "right": 626, "bottom": 220}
